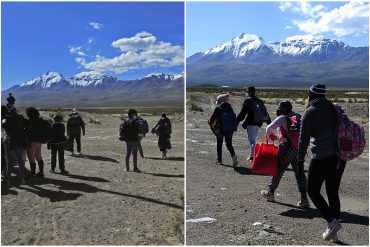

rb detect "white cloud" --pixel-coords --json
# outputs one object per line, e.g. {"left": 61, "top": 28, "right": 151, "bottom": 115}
{"left": 74, "top": 31, "right": 184, "bottom": 74}
{"left": 88, "top": 38, "right": 94, "bottom": 44}
{"left": 89, "top": 22, "right": 104, "bottom": 30}
{"left": 280, "top": 1, "right": 369, "bottom": 37}
{"left": 285, "top": 25, "right": 292, "bottom": 29}
{"left": 295, "top": 2, "right": 369, "bottom": 37}
{"left": 69, "top": 46, "right": 87, "bottom": 56}
{"left": 112, "top": 32, "right": 157, "bottom": 52}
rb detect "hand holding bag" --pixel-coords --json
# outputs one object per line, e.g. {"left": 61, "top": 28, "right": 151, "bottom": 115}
{"left": 252, "top": 136, "right": 278, "bottom": 176}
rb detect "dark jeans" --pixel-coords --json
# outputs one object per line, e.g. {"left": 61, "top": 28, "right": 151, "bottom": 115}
{"left": 126, "top": 141, "right": 138, "bottom": 169}
{"left": 216, "top": 132, "right": 235, "bottom": 162}
{"left": 70, "top": 133, "right": 81, "bottom": 153}
{"left": 51, "top": 144, "right": 65, "bottom": 171}
{"left": 307, "top": 155, "right": 346, "bottom": 223}
{"left": 138, "top": 136, "right": 144, "bottom": 157}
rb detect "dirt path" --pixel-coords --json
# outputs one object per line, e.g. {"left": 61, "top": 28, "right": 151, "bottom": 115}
{"left": 1, "top": 112, "right": 184, "bottom": 245}
{"left": 186, "top": 92, "right": 368, "bottom": 245}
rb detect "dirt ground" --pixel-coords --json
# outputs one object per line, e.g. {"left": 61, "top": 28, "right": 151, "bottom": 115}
{"left": 1, "top": 111, "right": 184, "bottom": 245}
{"left": 186, "top": 92, "right": 369, "bottom": 245}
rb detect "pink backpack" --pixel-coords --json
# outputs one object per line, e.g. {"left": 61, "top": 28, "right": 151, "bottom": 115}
{"left": 282, "top": 113, "right": 301, "bottom": 149}
{"left": 334, "top": 104, "right": 366, "bottom": 161}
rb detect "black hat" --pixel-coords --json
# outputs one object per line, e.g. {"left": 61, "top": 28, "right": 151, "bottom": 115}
{"left": 246, "top": 86, "right": 255, "bottom": 93}
{"left": 278, "top": 101, "right": 292, "bottom": 114}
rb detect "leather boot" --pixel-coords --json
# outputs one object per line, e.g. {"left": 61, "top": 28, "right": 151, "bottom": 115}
{"left": 30, "top": 162, "right": 36, "bottom": 177}
{"left": 37, "top": 160, "right": 45, "bottom": 177}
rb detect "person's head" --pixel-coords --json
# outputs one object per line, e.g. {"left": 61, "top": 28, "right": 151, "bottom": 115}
{"left": 26, "top": 106, "right": 40, "bottom": 120}
{"left": 161, "top": 113, "right": 167, "bottom": 119}
{"left": 246, "top": 86, "right": 256, "bottom": 97}
{"left": 53, "top": 115, "right": 63, "bottom": 122}
{"left": 216, "top": 93, "right": 229, "bottom": 105}
{"left": 308, "top": 84, "right": 326, "bottom": 102}
{"left": 128, "top": 109, "right": 137, "bottom": 118}
{"left": 72, "top": 108, "right": 79, "bottom": 115}
{"left": 276, "top": 101, "right": 292, "bottom": 116}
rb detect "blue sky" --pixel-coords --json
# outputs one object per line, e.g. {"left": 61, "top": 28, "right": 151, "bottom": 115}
{"left": 2, "top": 2, "right": 184, "bottom": 89}
{"left": 187, "top": 1, "right": 369, "bottom": 57}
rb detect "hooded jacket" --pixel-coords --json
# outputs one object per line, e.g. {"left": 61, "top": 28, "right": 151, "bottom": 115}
{"left": 210, "top": 102, "right": 234, "bottom": 134}
{"left": 298, "top": 97, "right": 338, "bottom": 160}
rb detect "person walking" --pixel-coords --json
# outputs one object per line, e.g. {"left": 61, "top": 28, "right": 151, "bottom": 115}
{"left": 2, "top": 107, "right": 27, "bottom": 186}
{"left": 260, "top": 101, "right": 309, "bottom": 208}
{"left": 120, "top": 109, "right": 141, "bottom": 172}
{"left": 152, "top": 114, "right": 172, "bottom": 158}
{"left": 67, "top": 108, "right": 85, "bottom": 156}
{"left": 298, "top": 84, "right": 345, "bottom": 242}
{"left": 49, "top": 115, "right": 69, "bottom": 175}
{"left": 208, "top": 94, "right": 238, "bottom": 166}
{"left": 237, "top": 86, "right": 271, "bottom": 161}
{"left": 25, "top": 107, "right": 50, "bottom": 178}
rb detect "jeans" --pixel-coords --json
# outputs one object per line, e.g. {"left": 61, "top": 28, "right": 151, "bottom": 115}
{"left": 125, "top": 141, "right": 138, "bottom": 169}
{"left": 5, "top": 147, "right": 26, "bottom": 178}
{"left": 51, "top": 144, "right": 65, "bottom": 171}
{"left": 308, "top": 155, "right": 346, "bottom": 223}
{"left": 69, "top": 133, "right": 81, "bottom": 153}
{"left": 246, "top": 125, "right": 260, "bottom": 158}
{"left": 216, "top": 132, "right": 235, "bottom": 162}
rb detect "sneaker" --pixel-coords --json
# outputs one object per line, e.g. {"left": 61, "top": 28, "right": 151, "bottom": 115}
{"left": 261, "top": 190, "right": 275, "bottom": 202}
{"left": 215, "top": 161, "right": 222, "bottom": 165}
{"left": 133, "top": 168, "right": 142, "bottom": 173}
{"left": 232, "top": 155, "right": 238, "bottom": 167}
{"left": 20, "top": 178, "right": 26, "bottom": 185}
{"left": 297, "top": 198, "right": 310, "bottom": 208}
{"left": 60, "top": 170, "right": 69, "bottom": 175}
{"left": 323, "top": 218, "right": 342, "bottom": 241}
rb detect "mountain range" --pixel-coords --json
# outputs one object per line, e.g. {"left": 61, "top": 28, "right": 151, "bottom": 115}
{"left": 187, "top": 33, "right": 369, "bottom": 88}
{"left": 2, "top": 71, "right": 184, "bottom": 107}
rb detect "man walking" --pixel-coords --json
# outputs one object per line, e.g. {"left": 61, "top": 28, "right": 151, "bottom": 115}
{"left": 67, "top": 109, "right": 85, "bottom": 156}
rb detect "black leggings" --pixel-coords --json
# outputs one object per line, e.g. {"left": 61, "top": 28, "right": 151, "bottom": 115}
{"left": 307, "top": 155, "right": 346, "bottom": 223}
{"left": 216, "top": 132, "right": 235, "bottom": 162}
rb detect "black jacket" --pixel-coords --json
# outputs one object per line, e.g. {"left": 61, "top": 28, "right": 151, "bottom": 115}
{"left": 152, "top": 117, "right": 171, "bottom": 137}
{"left": 67, "top": 115, "right": 85, "bottom": 135}
{"left": 49, "top": 122, "right": 67, "bottom": 144}
{"left": 210, "top": 102, "right": 234, "bottom": 134}
{"left": 120, "top": 118, "right": 140, "bottom": 142}
{"left": 25, "top": 117, "right": 51, "bottom": 144}
{"left": 236, "top": 96, "right": 271, "bottom": 127}
{"left": 2, "top": 111, "right": 27, "bottom": 149}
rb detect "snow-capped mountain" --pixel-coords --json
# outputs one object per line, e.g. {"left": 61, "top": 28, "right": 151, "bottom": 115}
{"left": 7, "top": 71, "right": 183, "bottom": 91}
{"left": 2, "top": 71, "right": 184, "bottom": 107}
{"left": 189, "top": 33, "right": 366, "bottom": 63}
{"left": 187, "top": 33, "right": 368, "bottom": 88}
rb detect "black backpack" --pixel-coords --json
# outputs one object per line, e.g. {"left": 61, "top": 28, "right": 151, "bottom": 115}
{"left": 251, "top": 98, "right": 269, "bottom": 123}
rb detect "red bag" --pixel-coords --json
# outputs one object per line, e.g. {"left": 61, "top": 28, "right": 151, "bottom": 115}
{"left": 252, "top": 138, "right": 278, "bottom": 176}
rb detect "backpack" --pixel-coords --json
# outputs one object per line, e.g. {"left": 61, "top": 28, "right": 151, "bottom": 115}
{"left": 220, "top": 108, "right": 237, "bottom": 133}
{"left": 252, "top": 98, "right": 269, "bottom": 123}
{"left": 119, "top": 120, "right": 128, "bottom": 141}
{"left": 137, "top": 117, "right": 149, "bottom": 134}
{"left": 283, "top": 113, "right": 301, "bottom": 149}
{"left": 334, "top": 104, "right": 366, "bottom": 161}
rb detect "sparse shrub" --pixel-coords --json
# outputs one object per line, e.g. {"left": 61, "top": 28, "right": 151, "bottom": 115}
{"left": 189, "top": 102, "right": 203, "bottom": 112}
{"left": 348, "top": 98, "right": 353, "bottom": 103}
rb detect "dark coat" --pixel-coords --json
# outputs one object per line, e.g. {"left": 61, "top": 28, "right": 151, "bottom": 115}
{"left": 120, "top": 118, "right": 140, "bottom": 142}
{"left": 209, "top": 102, "right": 234, "bottom": 134}
{"left": 24, "top": 117, "right": 50, "bottom": 143}
{"left": 49, "top": 122, "right": 67, "bottom": 144}
{"left": 2, "top": 111, "right": 27, "bottom": 149}
{"left": 236, "top": 96, "right": 271, "bottom": 127}
{"left": 67, "top": 115, "right": 85, "bottom": 135}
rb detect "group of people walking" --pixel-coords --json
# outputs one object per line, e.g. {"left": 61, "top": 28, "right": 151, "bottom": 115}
{"left": 208, "top": 84, "right": 349, "bottom": 242}
{"left": 2, "top": 94, "right": 173, "bottom": 185}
